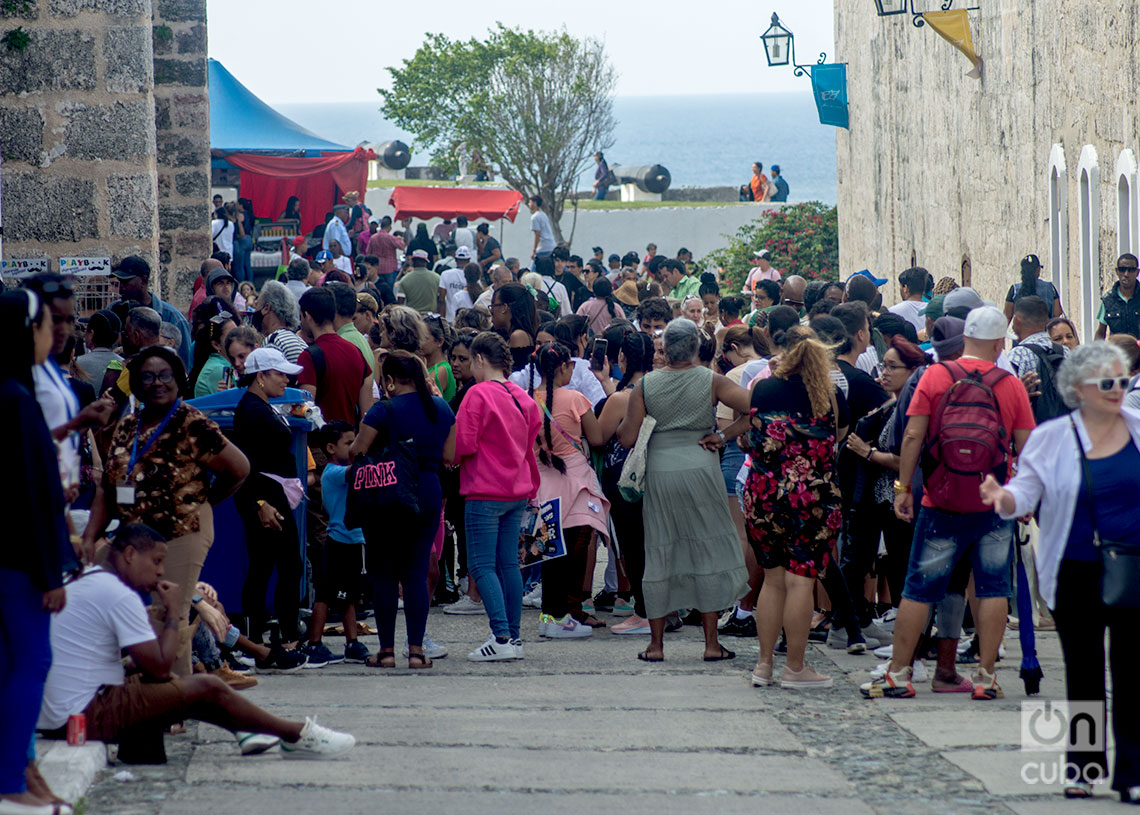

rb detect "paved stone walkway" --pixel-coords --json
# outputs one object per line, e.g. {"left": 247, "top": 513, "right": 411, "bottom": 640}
{"left": 80, "top": 589, "right": 1127, "bottom": 814}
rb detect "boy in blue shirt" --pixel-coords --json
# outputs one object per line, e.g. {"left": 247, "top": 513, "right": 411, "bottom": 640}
{"left": 299, "top": 421, "right": 371, "bottom": 666}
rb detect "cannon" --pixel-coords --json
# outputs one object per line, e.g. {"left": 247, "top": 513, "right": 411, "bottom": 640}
{"left": 376, "top": 140, "right": 411, "bottom": 170}
{"left": 610, "top": 164, "right": 672, "bottom": 194}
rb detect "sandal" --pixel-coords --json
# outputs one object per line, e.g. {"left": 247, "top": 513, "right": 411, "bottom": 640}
{"left": 1064, "top": 781, "right": 1094, "bottom": 799}
{"left": 703, "top": 645, "right": 737, "bottom": 662}
{"left": 366, "top": 650, "right": 396, "bottom": 668}
{"left": 637, "top": 649, "right": 664, "bottom": 662}
{"left": 408, "top": 652, "right": 433, "bottom": 670}
{"left": 576, "top": 614, "right": 607, "bottom": 628}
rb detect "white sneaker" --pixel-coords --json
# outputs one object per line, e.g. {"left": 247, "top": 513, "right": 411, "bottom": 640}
{"left": 873, "top": 644, "right": 893, "bottom": 659}
{"left": 402, "top": 634, "right": 448, "bottom": 659}
{"left": 458, "top": 576, "right": 469, "bottom": 595}
{"left": 467, "top": 635, "right": 519, "bottom": 661}
{"left": 280, "top": 717, "right": 355, "bottom": 760}
{"left": 873, "top": 608, "right": 897, "bottom": 631}
{"left": 542, "top": 613, "right": 593, "bottom": 639}
{"left": 537, "top": 613, "right": 552, "bottom": 638}
{"left": 510, "top": 638, "right": 524, "bottom": 658}
{"left": 444, "top": 595, "right": 485, "bottom": 615}
{"left": 522, "top": 585, "right": 543, "bottom": 608}
{"left": 870, "top": 660, "right": 890, "bottom": 679}
{"left": 236, "top": 731, "right": 280, "bottom": 755}
{"left": 911, "top": 660, "right": 928, "bottom": 682}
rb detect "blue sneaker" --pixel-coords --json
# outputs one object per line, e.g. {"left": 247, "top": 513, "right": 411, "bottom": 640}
{"left": 298, "top": 640, "right": 342, "bottom": 668}
{"left": 344, "top": 640, "right": 371, "bottom": 663}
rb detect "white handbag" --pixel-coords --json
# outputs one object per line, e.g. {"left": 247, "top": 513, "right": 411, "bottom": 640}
{"left": 617, "top": 414, "right": 656, "bottom": 502}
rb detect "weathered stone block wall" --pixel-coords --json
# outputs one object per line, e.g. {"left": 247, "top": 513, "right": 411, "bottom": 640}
{"left": 834, "top": 0, "right": 1140, "bottom": 336}
{"left": 152, "top": 0, "right": 208, "bottom": 308}
{"left": 0, "top": 0, "right": 159, "bottom": 273}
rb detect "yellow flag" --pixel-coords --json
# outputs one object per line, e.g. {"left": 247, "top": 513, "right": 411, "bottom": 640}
{"left": 922, "top": 9, "right": 983, "bottom": 79}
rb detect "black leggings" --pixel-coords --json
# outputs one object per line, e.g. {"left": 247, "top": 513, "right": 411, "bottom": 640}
{"left": 607, "top": 492, "right": 646, "bottom": 618}
{"left": 879, "top": 502, "right": 916, "bottom": 608}
{"left": 540, "top": 525, "right": 593, "bottom": 620}
{"left": 239, "top": 496, "right": 303, "bottom": 642}
{"left": 1052, "top": 558, "right": 1140, "bottom": 791}
{"left": 839, "top": 501, "right": 883, "bottom": 627}
{"left": 366, "top": 508, "right": 438, "bottom": 650}
{"left": 445, "top": 492, "right": 468, "bottom": 579}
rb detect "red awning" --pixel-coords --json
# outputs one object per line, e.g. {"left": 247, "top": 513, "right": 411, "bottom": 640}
{"left": 388, "top": 186, "right": 524, "bottom": 223}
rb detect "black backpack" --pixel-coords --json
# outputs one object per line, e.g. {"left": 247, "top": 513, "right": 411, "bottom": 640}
{"left": 1020, "top": 342, "right": 1067, "bottom": 423}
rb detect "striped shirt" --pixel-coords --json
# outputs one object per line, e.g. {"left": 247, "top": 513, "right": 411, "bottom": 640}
{"left": 266, "top": 329, "right": 308, "bottom": 363}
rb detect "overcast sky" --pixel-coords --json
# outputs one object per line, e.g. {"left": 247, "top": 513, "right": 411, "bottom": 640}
{"left": 207, "top": 1, "right": 836, "bottom": 104}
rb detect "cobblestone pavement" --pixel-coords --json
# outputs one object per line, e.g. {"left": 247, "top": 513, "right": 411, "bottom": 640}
{"left": 80, "top": 580, "right": 1126, "bottom": 815}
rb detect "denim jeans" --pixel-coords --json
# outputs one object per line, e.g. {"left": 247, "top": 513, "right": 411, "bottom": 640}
{"left": 0, "top": 569, "right": 51, "bottom": 794}
{"left": 465, "top": 499, "right": 527, "bottom": 640}
{"left": 902, "top": 506, "right": 1013, "bottom": 603}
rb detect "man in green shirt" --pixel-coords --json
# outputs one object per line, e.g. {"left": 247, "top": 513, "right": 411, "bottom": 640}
{"left": 326, "top": 282, "right": 375, "bottom": 378}
{"left": 397, "top": 250, "right": 442, "bottom": 313}
{"left": 662, "top": 258, "right": 700, "bottom": 299}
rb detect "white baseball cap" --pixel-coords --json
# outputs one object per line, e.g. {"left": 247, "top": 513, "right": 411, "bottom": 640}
{"left": 963, "top": 305, "right": 1007, "bottom": 341}
{"left": 455, "top": 246, "right": 473, "bottom": 260}
{"left": 244, "top": 346, "right": 303, "bottom": 376}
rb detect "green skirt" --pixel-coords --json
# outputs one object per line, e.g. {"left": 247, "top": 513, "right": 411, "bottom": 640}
{"left": 641, "top": 429, "right": 749, "bottom": 619}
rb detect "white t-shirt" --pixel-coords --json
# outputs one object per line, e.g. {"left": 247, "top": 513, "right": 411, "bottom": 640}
{"left": 531, "top": 211, "right": 555, "bottom": 254}
{"left": 332, "top": 255, "right": 353, "bottom": 276}
{"left": 474, "top": 287, "right": 495, "bottom": 309}
{"left": 438, "top": 267, "right": 467, "bottom": 321}
{"left": 34, "top": 362, "right": 80, "bottom": 491}
{"left": 536, "top": 276, "right": 571, "bottom": 317}
{"left": 888, "top": 299, "right": 927, "bottom": 334}
{"left": 855, "top": 345, "right": 880, "bottom": 377}
{"left": 509, "top": 358, "right": 606, "bottom": 407}
{"left": 38, "top": 568, "right": 157, "bottom": 729}
{"left": 211, "top": 219, "right": 235, "bottom": 256}
{"left": 453, "top": 227, "right": 476, "bottom": 254}
{"left": 453, "top": 290, "right": 475, "bottom": 312}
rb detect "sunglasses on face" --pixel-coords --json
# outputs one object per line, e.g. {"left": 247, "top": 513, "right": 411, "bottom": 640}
{"left": 1083, "top": 377, "right": 1131, "bottom": 392}
{"left": 140, "top": 370, "right": 176, "bottom": 386}
{"left": 1117, "top": 266, "right": 1139, "bottom": 273}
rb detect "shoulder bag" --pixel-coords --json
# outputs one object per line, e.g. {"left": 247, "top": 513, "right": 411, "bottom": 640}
{"left": 345, "top": 399, "right": 421, "bottom": 528}
{"left": 1070, "top": 417, "right": 1140, "bottom": 608}
{"left": 618, "top": 380, "right": 656, "bottom": 502}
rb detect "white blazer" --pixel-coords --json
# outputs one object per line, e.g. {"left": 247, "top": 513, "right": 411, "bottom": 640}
{"left": 1000, "top": 406, "right": 1140, "bottom": 608}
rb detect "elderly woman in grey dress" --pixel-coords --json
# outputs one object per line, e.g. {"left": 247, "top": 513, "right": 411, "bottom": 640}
{"left": 618, "top": 319, "right": 752, "bottom": 662}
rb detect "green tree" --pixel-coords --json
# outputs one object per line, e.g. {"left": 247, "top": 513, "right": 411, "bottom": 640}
{"left": 703, "top": 202, "right": 839, "bottom": 292}
{"left": 381, "top": 25, "right": 616, "bottom": 244}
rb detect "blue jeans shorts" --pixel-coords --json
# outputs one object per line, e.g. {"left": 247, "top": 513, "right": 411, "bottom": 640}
{"left": 901, "top": 506, "right": 1013, "bottom": 604}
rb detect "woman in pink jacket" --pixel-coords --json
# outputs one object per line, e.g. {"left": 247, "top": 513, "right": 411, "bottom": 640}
{"left": 455, "top": 331, "right": 542, "bottom": 662}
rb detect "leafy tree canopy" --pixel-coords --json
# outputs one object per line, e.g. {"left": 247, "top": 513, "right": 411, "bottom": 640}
{"left": 381, "top": 24, "right": 616, "bottom": 241}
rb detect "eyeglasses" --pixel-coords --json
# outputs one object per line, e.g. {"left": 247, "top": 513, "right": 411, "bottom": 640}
{"left": 1117, "top": 266, "right": 1139, "bottom": 273}
{"left": 490, "top": 302, "right": 508, "bottom": 310}
{"left": 1082, "top": 376, "right": 1131, "bottom": 392}
{"left": 881, "top": 362, "right": 912, "bottom": 372}
{"left": 139, "top": 370, "right": 176, "bottom": 386}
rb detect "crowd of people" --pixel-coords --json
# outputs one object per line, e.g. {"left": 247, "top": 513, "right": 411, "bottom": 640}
{"left": 2, "top": 198, "right": 1139, "bottom": 811}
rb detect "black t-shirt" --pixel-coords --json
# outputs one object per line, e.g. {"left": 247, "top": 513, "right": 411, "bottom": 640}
{"left": 233, "top": 389, "right": 297, "bottom": 505}
{"left": 556, "top": 272, "right": 590, "bottom": 312}
{"left": 751, "top": 373, "right": 850, "bottom": 430}
{"left": 479, "top": 236, "right": 501, "bottom": 263}
{"left": 836, "top": 359, "right": 890, "bottom": 423}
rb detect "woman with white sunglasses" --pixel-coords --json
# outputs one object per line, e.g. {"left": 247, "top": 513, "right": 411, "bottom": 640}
{"left": 980, "top": 342, "right": 1140, "bottom": 803}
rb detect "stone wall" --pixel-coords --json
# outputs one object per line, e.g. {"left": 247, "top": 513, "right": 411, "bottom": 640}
{"left": 0, "top": 0, "right": 159, "bottom": 276}
{"left": 834, "top": 0, "right": 1140, "bottom": 339}
{"left": 152, "top": 0, "right": 209, "bottom": 308}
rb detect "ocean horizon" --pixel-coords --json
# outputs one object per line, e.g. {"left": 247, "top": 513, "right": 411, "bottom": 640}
{"left": 276, "top": 92, "right": 838, "bottom": 205}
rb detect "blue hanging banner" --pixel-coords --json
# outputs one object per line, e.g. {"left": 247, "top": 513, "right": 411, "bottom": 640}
{"left": 810, "top": 63, "right": 849, "bottom": 129}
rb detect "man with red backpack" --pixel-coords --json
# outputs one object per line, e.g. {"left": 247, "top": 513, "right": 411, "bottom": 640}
{"left": 863, "top": 306, "right": 1035, "bottom": 701}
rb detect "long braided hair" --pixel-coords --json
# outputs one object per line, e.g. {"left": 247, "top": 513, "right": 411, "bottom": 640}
{"left": 616, "top": 331, "right": 654, "bottom": 392}
{"left": 529, "top": 341, "right": 574, "bottom": 474}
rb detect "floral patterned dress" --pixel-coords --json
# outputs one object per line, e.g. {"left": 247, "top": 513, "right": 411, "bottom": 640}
{"left": 742, "top": 374, "right": 847, "bottom": 578}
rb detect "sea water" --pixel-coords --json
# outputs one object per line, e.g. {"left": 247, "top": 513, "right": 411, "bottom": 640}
{"left": 276, "top": 92, "right": 837, "bottom": 204}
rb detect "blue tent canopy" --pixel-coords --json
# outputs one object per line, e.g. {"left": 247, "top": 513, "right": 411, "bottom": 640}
{"left": 208, "top": 58, "right": 350, "bottom": 153}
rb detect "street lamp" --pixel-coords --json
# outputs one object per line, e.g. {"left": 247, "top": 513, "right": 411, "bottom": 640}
{"left": 872, "top": 0, "right": 909, "bottom": 15}
{"left": 760, "top": 13, "right": 827, "bottom": 78}
{"left": 873, "top": 0, "right": 979, "bottom": 28}
{"left": 760, "top": 13, "right": 792, "bottom": 67}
